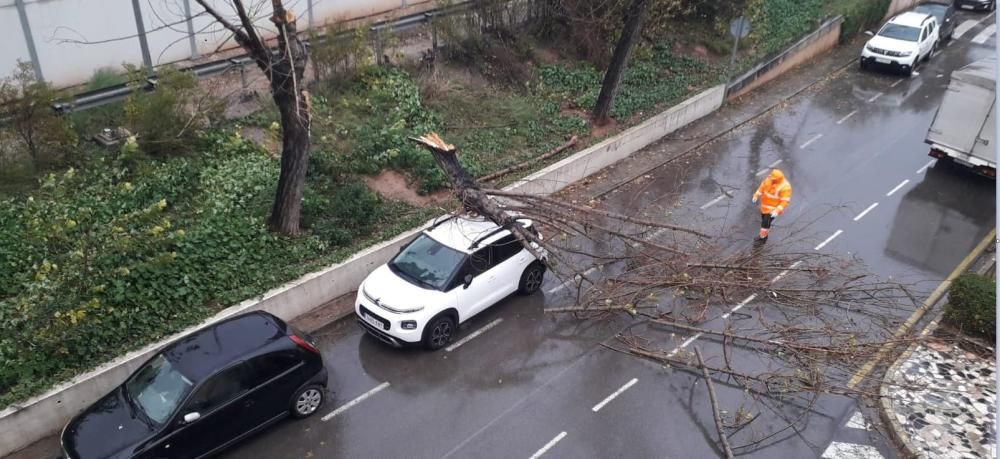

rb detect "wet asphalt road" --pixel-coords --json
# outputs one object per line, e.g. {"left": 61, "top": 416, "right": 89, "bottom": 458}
{"left": 220, "top": 13, "right": 999, "bottom": 459}
{"left": 7, "top": 12, "right": 997, "bottom": 459}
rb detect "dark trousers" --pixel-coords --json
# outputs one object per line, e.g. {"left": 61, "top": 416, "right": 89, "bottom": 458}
{"left": 761, "top": 213, "right": 774, "bottom": 229}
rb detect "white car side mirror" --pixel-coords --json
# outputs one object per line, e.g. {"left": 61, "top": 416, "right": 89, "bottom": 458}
{"left": 183, "top": 412, "right": 201, "bottom": 424}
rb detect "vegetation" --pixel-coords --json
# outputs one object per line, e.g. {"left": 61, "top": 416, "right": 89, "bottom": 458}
{"left": 944, "top": 273, "right": 996, "bottom": 341}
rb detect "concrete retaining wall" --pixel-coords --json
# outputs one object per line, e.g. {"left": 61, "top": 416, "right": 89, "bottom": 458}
{"left": 0, "top": 81, "right": 726, "bottom": 457}
{"left": 727, "top": 16, "right": 844, "bottom": 100}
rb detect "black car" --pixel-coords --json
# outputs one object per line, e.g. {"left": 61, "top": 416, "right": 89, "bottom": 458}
{"left": 61, "top": 311, "right": 328, "bottom": 459}
{"left": 956, "top": 0, "right": 996, "bottom": 12}
{"left": 915, "top": 1, "right": 958, "bottom": 40}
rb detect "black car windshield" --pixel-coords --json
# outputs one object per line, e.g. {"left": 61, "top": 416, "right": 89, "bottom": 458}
{"left": 390, "top": 234, "right": 464, "bottom": 290}
{"left": 878, "top": 23, "right": 921, "bottom": 41}
{"left": 125, "top": 355, "right": 194, "bottom": 424}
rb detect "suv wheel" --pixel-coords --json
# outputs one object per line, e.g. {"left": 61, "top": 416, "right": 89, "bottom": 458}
{"left": 424, "top": 315, "right": 455, "bottom": 350}
{"left": 518, "top": 263, "right": 545, "bottom": 295}
{"left": 291, "top": 385, "right": 325, "bottom": 418}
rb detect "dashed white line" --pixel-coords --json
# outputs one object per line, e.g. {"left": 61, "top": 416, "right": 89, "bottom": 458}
{"left": 847, "top": 411, "right": 869, "bottom": 431}
{"left": 971, "top": 23, "right": 997, "bottom": 44}
{"left": 836, "top": 110, "right": 858, "bottom": 124}
{"left": 814, "top": 230, "right": 844, "bottom": 251}
{"left": 591, "top": 378, "right": 639, "bottom": 412}
{"left": 820, "top": 441, "right": 884, "bottom": 459}
{"left": 866, "top": 92, "right": 883, "bottom": 103}
{"left": 770, "top": 270, "right": 791, "bottom": 283}
{"left": 700, "top": 195, "right": 727, "bottom": 210}
{"left": 917, "top": 159, "right": 936, "bottom": 174}
{"left": 446, "top": 318, "right": 503, "bottom": 352}
{"left": 890, "top": 79, "right": 904, "bottom": 88}
{"left": 768, "top": 159, "right": 784, "bottom": 168}
{"left": 321, "top": 382, "right": 390, "bottom": 421}
{"left": 547, "top": 267, "right": 598, "bottom": 294}
{"left": 853, "top": 203, "right": 879, "bottom": 222}
{"left": 886, "top": 179, "right": 909, "bottom": 197}
{"left": 529, "top": 432, "right": 567, "bottom": 459}
{"left": 954, "top": 18, "right": 979, "bottom": 40}
{"left": 800, "top": 134, "right": 824, "bottom": 149}
{"left": 732, "top": 294, "right": 757, "bottom": 313}
{"left": 680, "top": 333, "right": 704, "bottom": 349}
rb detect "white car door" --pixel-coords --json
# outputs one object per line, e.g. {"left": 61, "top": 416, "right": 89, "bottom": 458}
{"left": 452, "top": 248, "right": 498, "bottom": 322}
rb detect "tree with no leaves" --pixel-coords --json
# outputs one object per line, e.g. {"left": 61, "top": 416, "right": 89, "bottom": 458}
{"left": 193, "top": 0, "right": 311, "bottom": 235}
{"left": 592, "top": 0, "right": 651, "bottom": 125}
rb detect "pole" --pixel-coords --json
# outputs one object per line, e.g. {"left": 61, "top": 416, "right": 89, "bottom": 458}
{"left": 130, "top": 0, "right": 154, "bottom": 70}
{"left": 993, "top": 22, "right": 999, "bottom": 459}
{"left": 14, "top": 0, "right": 44, "bottom": 81}
{"left": 729, "top": 19, "right": 744, "bottom": 72}
{"left": 182, "top": 0, "right": 200, "bottom": 59}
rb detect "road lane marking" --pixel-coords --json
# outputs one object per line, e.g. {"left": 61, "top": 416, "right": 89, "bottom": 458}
{"left": 592, "top": 378, "right": 639, "bottom": 412}
{"left": 890, "top": 79, "right": 904, "bottom": 88}
{"left": 866, "top": 92, "right": 883, "bottom": 103}
{"left": 886, "top": 179, "right": 909, "bottom": 196}
{"left": 800, "top": 134, "right": 824, "bottom": 149}
{"left": 700, "top": 195, "right": 727, "bottom": 209}
{"left": 814, "top": 230, "right": 843, "bottom": 251}
{"left": 547, "top": 267, "right": 598, "bottom": 294}
{"left": 836, "top": 110, "right": 858, "bottom": 124}
{"left": 917, "top": 159, "right": 936, "bottom": 174}
{"left": 768, "top": 159, "right": 783, "bottom": 168}
{"left": 847, "top": 411, "right": 869, "bottom": 431}
{"left": 321, "top": 382, "right": 390, "bottom": 421}
{"left": 680, "top": 333, "right": 704, "bottom": 349}
{"left": 446, "top": 318, "right": 503, "bottom": 352}
{"left": 853, "top": 203, "right": 879, "bottom": 222}
{"left": 971, "top": 23, "right": 997, "bottom": 44}
{"left": 821, "top": 441, "right": 883, "bottom": 459}
{"left": 954, "top": 19, "right": 979, "bottom": 39}
{"left": 847, "top": 228, "right": 997, "bottom": 389}
{"left": 529, "top": 432, "right": 567, "bottom": 459}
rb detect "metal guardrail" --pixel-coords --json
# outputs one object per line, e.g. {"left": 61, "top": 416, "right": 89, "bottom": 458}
{"left": 39, "top": 1, "right": 476, "bottom": 115}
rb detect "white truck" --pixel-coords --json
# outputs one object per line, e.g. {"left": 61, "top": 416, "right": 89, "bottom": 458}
{"left": 925, "top": 57, "right": 997, "bottom": 178}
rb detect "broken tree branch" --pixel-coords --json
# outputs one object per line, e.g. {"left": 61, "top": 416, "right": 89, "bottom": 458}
{"left": 696, "top": 347, "right": 735, "bottom": 459}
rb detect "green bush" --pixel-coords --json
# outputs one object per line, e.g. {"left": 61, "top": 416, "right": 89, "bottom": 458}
{"left": 746, "top": 0, "right": 824, "bottom": 56}
{"left": 86, "top": 67, "right": 127, "bottom": 91}
{"left": 944, "top": 273, "right": 996, "bottom": 340}
{"left": 124, "top": 66, "right": 223, "bottom": 157}
{"left": 0, "top": 61, "right": 76, "bottom": 171}
{"left": 828, "top": 0, "right": 892, "bottom": 40}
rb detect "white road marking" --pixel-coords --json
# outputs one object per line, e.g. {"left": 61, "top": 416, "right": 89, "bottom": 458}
{"left": 800, "top": 134, "right": 824, "bottom": 149}
{"left": 770, "top": 270, "right": 791, "bottom": 283}
{"left": 529, "top": 432, "right": 567, "bottom": 459}
{"left": 321, "top": 382, "right": 390, "bottom": 421}
{"left": 954, "top": 19, "right": 979, "bottom": 39}
{"left": 847, "top": 411, "right": 869, "bottom": 431}
{"left": 591, "top": 378, "right": 639, "bottom": 412}
{"left": 680, "top": 333, "right": 704, "bottom": 349}
{"left": 700, "top": 195, "right": 727, "bottom": 209}
{"left": 836, "top": 110, "right": 858, "bottom": 124}
{"left": 768, "top": 159, "right": 784, "bottom": 168}
{"left": 547, "top": 267, "right": 598, "bottom": 294}
{"left": 971, "top": 23, "right": 997, "bottom": 44}
{"left": 853, "top": 203, "right": 879, "bottom": 222}
{"left": 820, "top": 441, "right": 884, "bottom": 459}
{"left": 917, "top": 159, "right": 936, "bottom": 174}
{"left": 731, "top": 294, "right": 757, "bottom": 313}
{"left": 890, "top": 79, "right": 903, "bottom": 88}
{"left": 866, "top": 92, "right": 883, "bottom": 103}
{"left": 446, "top": 318, "right": 503, "bottom": 352}
{"left": 815, "top": 230, "right": 844, "bottom": 251}
{"left": 886, "top": 179, "right": 909, "bottom": 197}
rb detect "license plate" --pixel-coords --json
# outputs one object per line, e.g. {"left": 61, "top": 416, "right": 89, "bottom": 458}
{"left": 361, "top": 312, "right": 382, "bottom": 329}
{"left": 875, "top": 57, "right": 892, "bottom": 64}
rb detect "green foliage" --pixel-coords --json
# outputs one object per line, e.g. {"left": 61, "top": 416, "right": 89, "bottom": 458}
{"left": 86, "top": 67, "right": 127, "bottom": 91}
{"left": 303, "top": 181, "right": 385, "bottom": 245}
{"left": 0, "top": 61, "right": 76, "bottom": 170}
{"left": 944, "top": 273, "right": 996, "bottom": 340}
{"left": 746, "top": 0, "right": 824, "bottom": 55}
{"left": 124, "top": 66, "right": 224, "bottom": 157}
{"left": 310, "top": 22, "right": 373, "bottom": 82}
{"left": 0, "top": 128, "right": 426, "bottom": 409}
{"left": 828, "top": 0, "right": 892, "bottom": 39}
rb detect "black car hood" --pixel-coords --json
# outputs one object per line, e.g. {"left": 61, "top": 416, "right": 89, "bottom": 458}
{"left": 62, "top": 387, "right": 156, "bottom": 459}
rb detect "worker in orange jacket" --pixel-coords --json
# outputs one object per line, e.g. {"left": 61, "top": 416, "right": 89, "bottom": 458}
{"left": 752, "top": 169, "right": 792, "bottom": 243}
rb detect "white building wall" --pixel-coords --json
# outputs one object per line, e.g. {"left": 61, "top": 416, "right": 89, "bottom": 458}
{"left": 0, "top": 0, "right": 31, "bottom": 79}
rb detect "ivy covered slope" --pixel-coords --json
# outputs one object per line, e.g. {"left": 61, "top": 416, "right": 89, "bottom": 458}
{"left": 0, "top": 133, "right": 433, "bottom": 409}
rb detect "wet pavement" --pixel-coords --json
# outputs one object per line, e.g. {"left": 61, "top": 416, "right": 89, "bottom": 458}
{"left": 10, "top": 11, "right": 998, "bottom": 459}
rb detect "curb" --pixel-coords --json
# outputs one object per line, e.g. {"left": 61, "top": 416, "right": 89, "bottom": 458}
{"left": 877, "top": 236, "right": 997, "bottom": 459}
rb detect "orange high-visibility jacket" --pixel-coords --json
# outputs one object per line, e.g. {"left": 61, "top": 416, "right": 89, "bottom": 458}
{"left": 754, "top": 177, "right": 792, "bottom": 214}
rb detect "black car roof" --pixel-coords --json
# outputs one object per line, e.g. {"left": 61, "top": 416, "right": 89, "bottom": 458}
{"left": 159, "top": 311, "right": 289, "bottom": 382}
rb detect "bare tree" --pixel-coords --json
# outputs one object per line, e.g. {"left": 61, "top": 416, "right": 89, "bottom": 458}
{"left": 592, "top": 0, "right": 651, "bottom": 125}
{"left": 194, "top": 0, "right": 311, "bottom": 235}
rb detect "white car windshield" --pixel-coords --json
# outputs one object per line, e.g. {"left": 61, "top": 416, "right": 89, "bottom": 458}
{"left": 125, "top": 355, "right": 194, "bottom": 424}
{"left": 878, "top": 23, "right": 921, "bottom": 41}
{"left": 390, "top": 234, "right": 465, "bottom": 290}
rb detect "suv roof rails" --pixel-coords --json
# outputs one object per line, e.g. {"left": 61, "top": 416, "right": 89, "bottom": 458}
{"left": 467, "top": 217, "right": 532, "bottom": 250}
{"left": 427, "top": 214, "right": 459, "bottom": 231}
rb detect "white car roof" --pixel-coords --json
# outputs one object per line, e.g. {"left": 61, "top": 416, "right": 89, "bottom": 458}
{"left": 890, "top": 11, "right": 934, "bottom": 28}
{"left": 424, "top": 215, "right": 530, "bottom": 254}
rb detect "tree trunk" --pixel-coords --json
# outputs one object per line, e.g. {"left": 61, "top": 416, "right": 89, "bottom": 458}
{"left": 268, "top": 88, "right": 311, "bottom": 234}
{"left": 592, "top": 0, "right": 650, "bottom": 125}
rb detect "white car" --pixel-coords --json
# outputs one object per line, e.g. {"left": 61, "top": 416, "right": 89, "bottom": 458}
{"left": 355, "top": 215, "right": 546, "bottom": 350}
{"left": 860, "top": 12, "right": 939, "bottom": 76}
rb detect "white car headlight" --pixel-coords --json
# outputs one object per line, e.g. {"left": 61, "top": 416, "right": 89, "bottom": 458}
{"left": 899, "top": 50, "right": 912, "bottom": 57}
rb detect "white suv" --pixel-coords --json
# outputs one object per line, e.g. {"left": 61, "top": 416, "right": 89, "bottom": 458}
{"left": 355, "top": 215, "right": 546, "bottom": 350}
{"left": 861, "top": 12, "right": 939, "bottom": 76}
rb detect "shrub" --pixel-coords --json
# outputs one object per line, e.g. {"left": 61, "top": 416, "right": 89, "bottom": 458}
{"left": 124, "top": 66, "right": 224, "bottom": 156}
{"left": 746, "top": 0, "right": 824, "bottom": 56}
{"left": 310, "top": 22, "right": 373, "bottom": 83}
{"left": 86, "top": 67, "right": 126, "bottom": 91}
{"left": 0, "top": 61, "right": 76, "bottom": 170}
{"left": 829, "top": 0, "right": 892, "bottom": 40}
{"left": 944, "top": 273, "right": 996, "bottom": 340}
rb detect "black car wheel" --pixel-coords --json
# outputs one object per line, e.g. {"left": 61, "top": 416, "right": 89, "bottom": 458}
{"left": 518, "top": 263, "right": 545, "bottom": 295}
{"left": 424, "top": 315, "right": 455, "bottom": 350}
{"left": 291, "top": 385, "right": 325, "bottom": 418}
